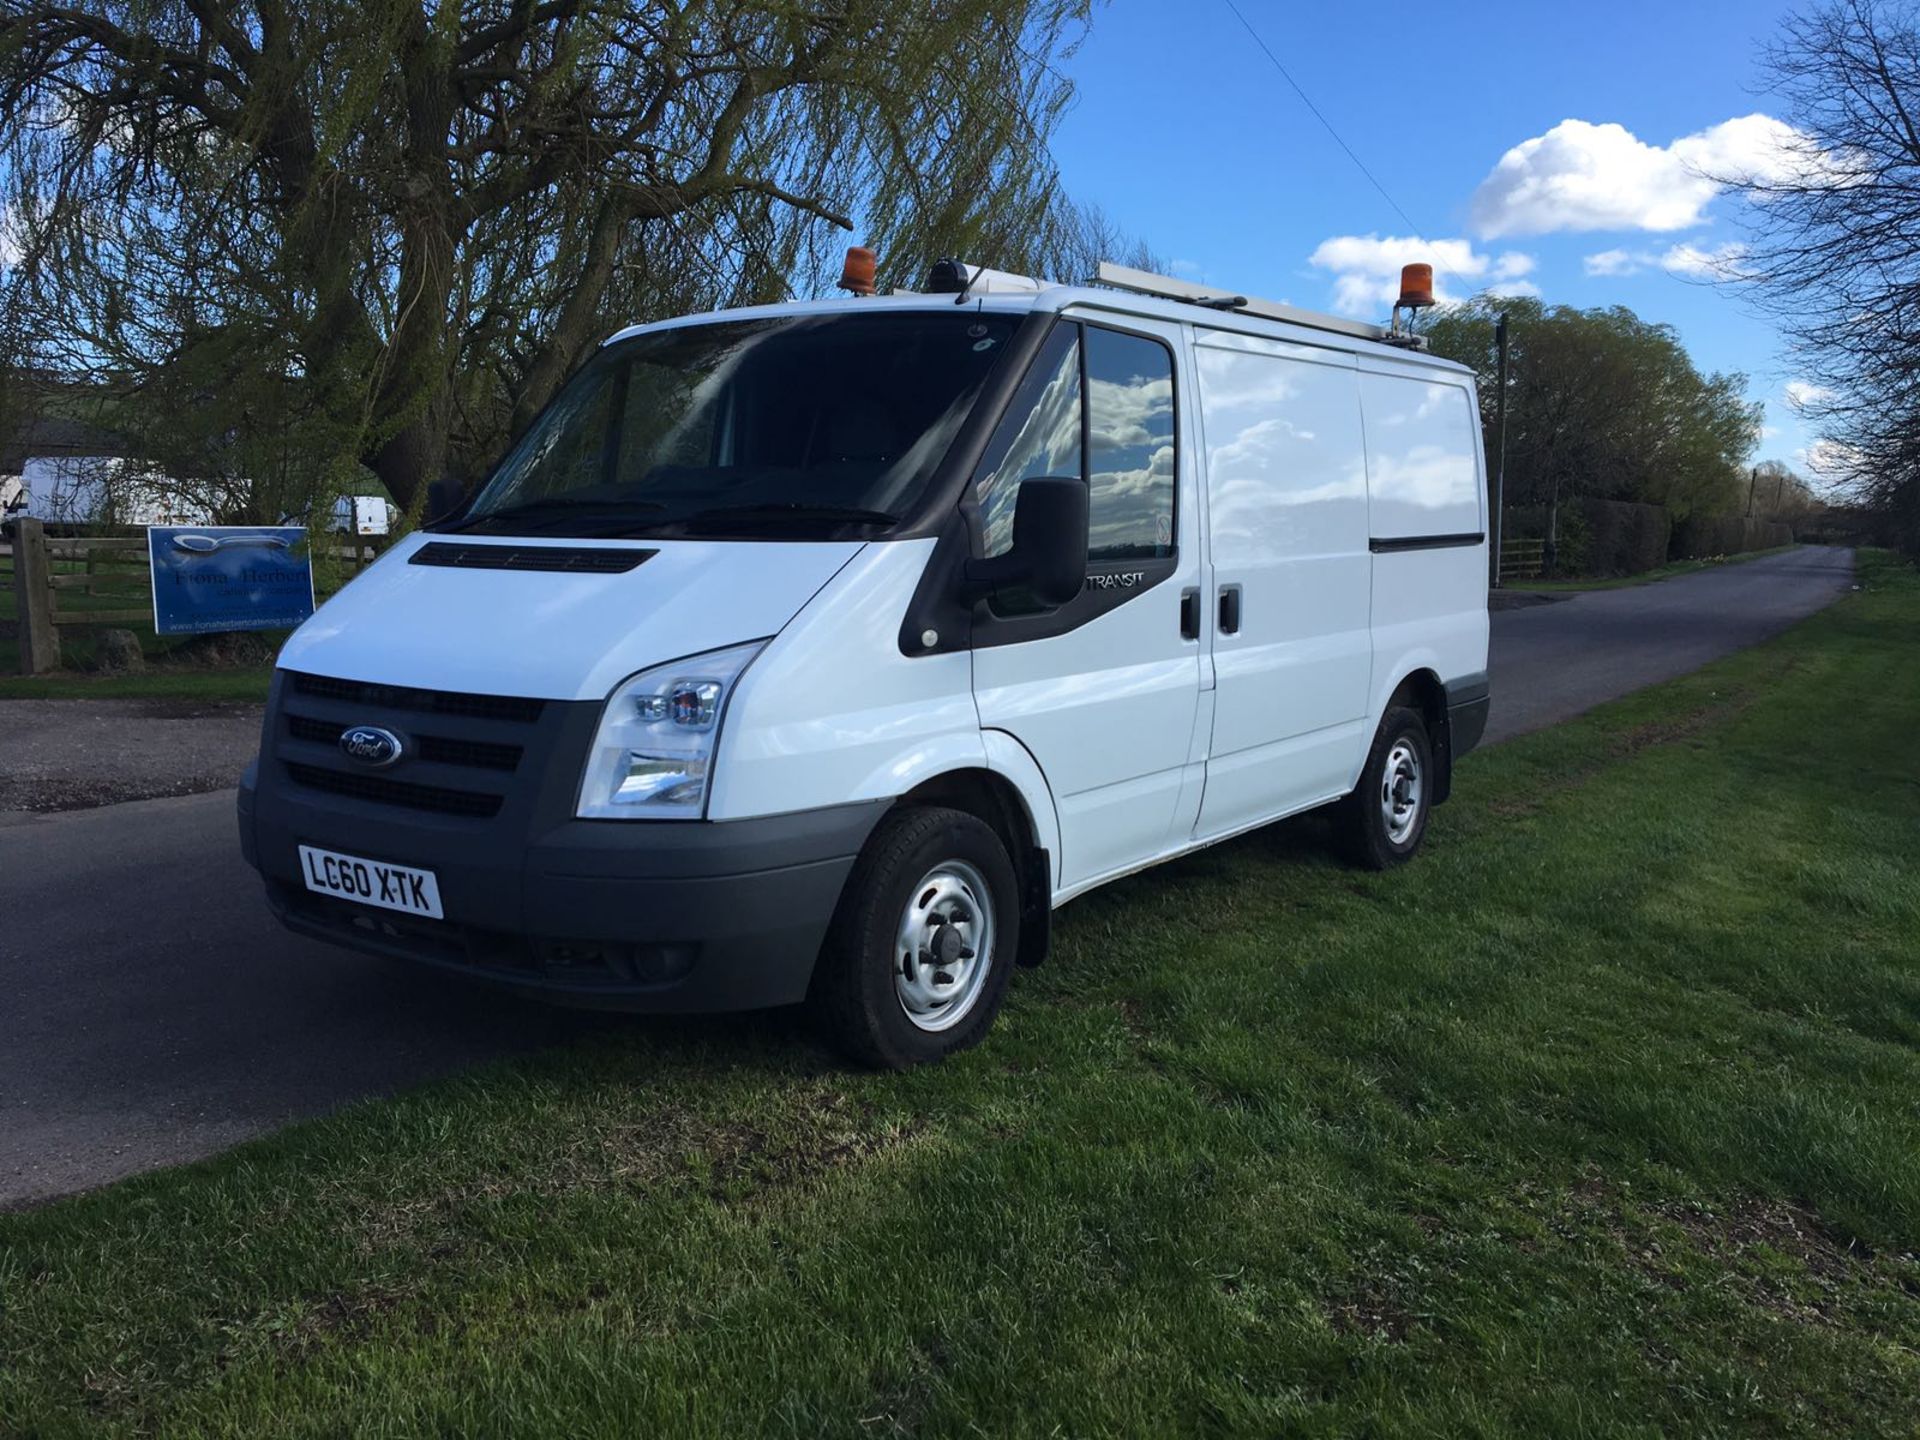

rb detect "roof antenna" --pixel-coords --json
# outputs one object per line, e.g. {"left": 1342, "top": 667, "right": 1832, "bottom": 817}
{"left": 954, "top": 261, "right": 984, "bottom": 305}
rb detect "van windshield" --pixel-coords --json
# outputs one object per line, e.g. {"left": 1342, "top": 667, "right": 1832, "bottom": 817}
{"left": 450, "top": 311, "right": 1021, "bottom": 540}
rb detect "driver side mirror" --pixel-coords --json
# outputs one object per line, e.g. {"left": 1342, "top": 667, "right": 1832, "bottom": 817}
{"left": 964, "top": 475, "right": 1089, "bottom": 611}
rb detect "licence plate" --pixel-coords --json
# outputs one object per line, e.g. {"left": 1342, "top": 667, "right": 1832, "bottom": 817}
{"left": 298, "top": 845, "right": 444, "bottom": 919}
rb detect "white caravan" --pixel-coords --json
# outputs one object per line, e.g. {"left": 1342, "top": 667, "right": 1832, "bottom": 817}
{"left": 16, "top": 454, "right": 224, "bottom": 526}
{"left": 240, "top": 258, "right": 1490, "bottom": 1067}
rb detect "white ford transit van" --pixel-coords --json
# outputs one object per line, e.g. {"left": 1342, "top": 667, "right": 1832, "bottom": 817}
{"left": 240, "top": 259, "right": 1490, "bottom": 1067}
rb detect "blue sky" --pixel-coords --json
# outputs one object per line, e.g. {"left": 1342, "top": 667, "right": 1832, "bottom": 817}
{"left": 1049, "top": 0, "right": 1822, "bottom": 476}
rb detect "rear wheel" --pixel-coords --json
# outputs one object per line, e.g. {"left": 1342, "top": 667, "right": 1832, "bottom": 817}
{"left": 1332, "top": 706, "right": 1433, "bottom": 869}
{"left": 812, "top": 805, "right": 1020, "bottom": 1069}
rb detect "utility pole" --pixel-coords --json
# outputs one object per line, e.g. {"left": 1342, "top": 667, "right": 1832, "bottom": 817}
{"left": 1746, "top": 466, "right": 1758, "bottom": 517}
{"left": 1491, "top": 314, "right": 1509, "bottom": 588}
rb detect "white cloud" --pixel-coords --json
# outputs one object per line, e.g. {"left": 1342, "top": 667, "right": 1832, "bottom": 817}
{"left": 1306, "top": 233, "right": 1537, "bottom": 315}
{"left": 1669, "top": 114, "right": 1820, "bottom": 188}
{"left": 1784, "top": 380, "right": 1835, "bottom": 413}
{"left": 1796, "top": 437, "right": 1863, "bottom": 486}
{"left": 0, "top": 206, "right": 18, "bottom": 270}
{"left": 1486, "top": 280, "right": 1541, "bottom": 300}
{"left": 1583, "top": 248, "right": 1639, "bottom": 277}
{"left": 1578, "top": 241, "right": 1749, "bottom": 281}
{"left": 1659, "top": 241, "right": 1750, "bottom": 279}
{"left": 1471, "top": 114, "right": 1815, "bottom": 239}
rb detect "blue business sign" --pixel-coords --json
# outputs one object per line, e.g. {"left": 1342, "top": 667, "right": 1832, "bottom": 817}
{"left": 148, "top": 526, "right": 316, "bottom": 636}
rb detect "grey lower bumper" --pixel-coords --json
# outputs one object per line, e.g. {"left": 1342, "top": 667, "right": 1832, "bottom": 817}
{"left": 1449, "top": 699, "right": 1490, "bottom": 758}
{"left": 1445, "top": 672, "right": 1491, "bottom": 766}
{"left": 243, "top": 765, "right": 887, "bottom": 1012}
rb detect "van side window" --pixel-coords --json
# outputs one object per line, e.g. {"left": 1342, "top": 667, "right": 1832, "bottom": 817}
{"left": 1086, "top": 327, "right": 1177, "bottom": 560}
{"left": 1358, "top": 373, "right": 1482, "bottom": 539}
{"left": 975, "top": 324, "right": 1082, "bottom": 558}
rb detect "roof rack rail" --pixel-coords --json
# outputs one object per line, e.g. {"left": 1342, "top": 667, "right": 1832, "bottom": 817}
{"left": 1092, "top": 262, "right": 1394, "bottom": 345}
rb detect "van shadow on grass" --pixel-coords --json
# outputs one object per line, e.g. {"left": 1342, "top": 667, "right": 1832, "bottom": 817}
{"left": 567, "top": 809, "right": 1348, "bottom": 1083}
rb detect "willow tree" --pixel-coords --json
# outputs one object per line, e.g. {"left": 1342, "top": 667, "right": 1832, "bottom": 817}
{"left": 0, "top": 0, "right": 1094, "bottom": 515}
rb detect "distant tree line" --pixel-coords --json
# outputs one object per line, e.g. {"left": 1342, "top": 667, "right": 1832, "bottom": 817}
{"left": 1424, "top": 298, "right": 1768, "bottom": 539}
{"left": 0, "top": 0, "right": 1138, "bottom": 523}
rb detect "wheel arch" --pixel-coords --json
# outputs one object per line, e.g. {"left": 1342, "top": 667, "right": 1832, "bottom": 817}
{"left": 895, "top": 760, "right": 1056, "bottom": 969}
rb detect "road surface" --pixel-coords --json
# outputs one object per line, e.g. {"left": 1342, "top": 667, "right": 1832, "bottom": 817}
{"left": 1484, "top": 545, "right": 1856, "bottom": 743}
{"left": 0, "top": 546, "right": 1857, "bottom": 1206}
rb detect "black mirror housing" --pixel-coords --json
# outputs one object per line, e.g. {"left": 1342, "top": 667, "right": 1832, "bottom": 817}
{"left": 963, "top": 475, "right": 1089, "bottom": 610}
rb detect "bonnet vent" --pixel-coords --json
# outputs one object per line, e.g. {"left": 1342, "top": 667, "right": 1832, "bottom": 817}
{"left": 410, "top": 542, "right": 655, "bottom": 574}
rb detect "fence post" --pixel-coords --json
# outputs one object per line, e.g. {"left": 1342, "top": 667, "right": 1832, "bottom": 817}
{"left": 9, "top": 516, "right": 61, "bottom": 675}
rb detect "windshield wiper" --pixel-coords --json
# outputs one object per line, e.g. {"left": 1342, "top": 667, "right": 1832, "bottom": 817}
{"left": 671, "top": 502, "right": 902, "bottom": 531}
{"left": 448, "top": 497, "right": 665, "bottom": 534}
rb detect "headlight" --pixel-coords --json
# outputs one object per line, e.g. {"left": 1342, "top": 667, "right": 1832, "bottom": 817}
{"left": 576, "top": 641, "right": 766, "bottom": 820}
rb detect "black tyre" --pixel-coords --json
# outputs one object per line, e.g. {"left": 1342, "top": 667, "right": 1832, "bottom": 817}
{"left": 812, "top": 805, "right": 1021, "bottom": 1069}
{"left": 1331, "top": 706, "right": 1434, "bottom": 870}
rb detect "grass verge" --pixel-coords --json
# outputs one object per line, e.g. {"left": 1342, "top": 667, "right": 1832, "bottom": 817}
{"left": 1, "top": 562, "right": 276, "bottom": 701}
{"left": 1514, "top": 543, "right": 1802, "bottom": 592}
{"left": 2, "top": 554, "right": 1917, "bottom": 1437}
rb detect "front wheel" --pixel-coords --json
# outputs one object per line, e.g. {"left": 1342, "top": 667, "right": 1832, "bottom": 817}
{"left": 811, "top": 805, "right": 1020, "bottom": 1069}
{"left": 1331, "top": 707, "right": 1433, "bottom": 869}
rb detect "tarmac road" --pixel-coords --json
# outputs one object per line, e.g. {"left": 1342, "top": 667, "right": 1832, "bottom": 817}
{"left": 0, "top": 545, "right": 1857, "bottom": 1206}
{"left": 1484, "top": 544, "right": 1857, "bottom": 742}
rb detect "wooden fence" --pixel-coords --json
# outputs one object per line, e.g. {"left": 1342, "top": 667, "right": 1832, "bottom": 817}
{"left": 5, "top": 517, "right": 387, "bottom": 675}
{"left": 1497, "top": 537, "right": 1545, "bottom": 584}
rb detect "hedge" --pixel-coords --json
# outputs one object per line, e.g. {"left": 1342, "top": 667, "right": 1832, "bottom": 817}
{"left": 1502, "top": 497, "right": 1671, "bottom": 576}
{"left": 1670, "top": 515, "right": 1795, "bottom": 560}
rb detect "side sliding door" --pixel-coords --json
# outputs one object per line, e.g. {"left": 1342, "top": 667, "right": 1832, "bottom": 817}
{"left": 1191, "top": 331, "right": 1373, "bottom": 839}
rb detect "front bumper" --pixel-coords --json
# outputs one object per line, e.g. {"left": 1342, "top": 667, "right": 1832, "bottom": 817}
{"left": 240, "top": 671, "right": 886, "bottom": 1011}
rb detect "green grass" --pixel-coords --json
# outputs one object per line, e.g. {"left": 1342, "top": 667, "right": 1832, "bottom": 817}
{"left": 3, "top": 555, "right": 1918, "bottom": 1437}
{"left": 1512, "top": 543, "right": 1801, "bottom": 592}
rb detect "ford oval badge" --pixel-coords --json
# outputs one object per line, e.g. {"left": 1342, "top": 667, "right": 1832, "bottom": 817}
{"left": 339, "top": 724, "right": 405, "bottom": 767}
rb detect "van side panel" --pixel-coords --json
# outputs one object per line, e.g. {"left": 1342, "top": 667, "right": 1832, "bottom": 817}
{"left": 709, "top": 539, "right": 988, "bottom": 820}
{"left": 1357, "top": 366, "right": 1490, "bottom": 760}
{"left": 1191, "top": 333, "right": 1373, "bottom": 836}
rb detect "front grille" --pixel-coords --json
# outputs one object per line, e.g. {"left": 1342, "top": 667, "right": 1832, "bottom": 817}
{"left": 284, "top": 762, "right": 504, "bottom": 818}
{"left": 411, "top": 542, "right": 655, "bottom": 574}
{"left": 289, "top": 672, "right": 545, "bottom": 724}
{"left": 284, "top": 714, "right": 522, "bottom": 772}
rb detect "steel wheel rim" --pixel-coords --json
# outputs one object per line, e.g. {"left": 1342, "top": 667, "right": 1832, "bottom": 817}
{"left": 1380, "top": 738, "right": 1423, "bottom": 845}
{"left": 894, "top": 859, "right": 995, "bottom": 1033}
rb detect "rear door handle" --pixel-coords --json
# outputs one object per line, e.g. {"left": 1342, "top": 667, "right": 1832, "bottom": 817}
{"left": 1218, "top": 584, "right": 1242, "bottom": 636}
{"left": 1180, "top": 587, "right": 1200, "bottom": 640}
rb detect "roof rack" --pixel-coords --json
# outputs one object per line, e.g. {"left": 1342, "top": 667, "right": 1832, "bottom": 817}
{"left": 1092, "top": 262, "right": 1395, "bottom": 345}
